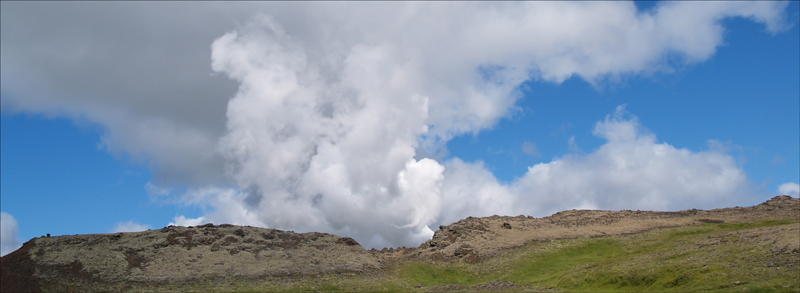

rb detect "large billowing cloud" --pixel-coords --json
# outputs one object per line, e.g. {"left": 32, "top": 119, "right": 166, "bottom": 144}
{"left": 1, "top": 2, "right": 789, "bottom": 248}
{"left": 1, "top": 212, "right": 23, "bottom": 256}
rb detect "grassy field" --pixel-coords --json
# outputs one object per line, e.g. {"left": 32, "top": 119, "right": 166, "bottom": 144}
{"left": 113, "top": 218, "right": 798, "bottom": 292}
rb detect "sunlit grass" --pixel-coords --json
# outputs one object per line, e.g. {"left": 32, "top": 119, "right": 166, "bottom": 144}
{"left": 105, "top": 218, "right": 799, "bottom": 292}
{"left": 393, "top": 218, "right": 799, "bottom": 292}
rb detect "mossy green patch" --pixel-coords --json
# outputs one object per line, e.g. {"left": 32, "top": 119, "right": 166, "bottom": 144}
{"left": 395, "top": 218, "right": 797, "bottom": 293}
{"left": 400, "top": 262, "right": 478, "bottom": 286}
{"left": 502, "top": 238, "right": 628, "bottom": 287}
{"left": 489, "top": 218, "right": 800, "bottom": 292}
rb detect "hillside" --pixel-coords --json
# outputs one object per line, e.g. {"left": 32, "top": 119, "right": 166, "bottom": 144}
{"left": 2, "top": 196, "right": 798, "bottom": 292}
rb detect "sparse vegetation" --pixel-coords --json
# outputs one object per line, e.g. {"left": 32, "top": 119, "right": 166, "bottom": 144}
{"left": 3, "top": 196, "right": 797, "bottom": 292}
{"left": 387, "top": 219, "right": 798, "bottom": 293}
{"left": 72, "top": 218, "right": 797, "bottom": 292}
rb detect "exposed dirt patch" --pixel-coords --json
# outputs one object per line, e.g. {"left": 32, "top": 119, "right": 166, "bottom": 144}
{"left": 0, "top": 240, "right": 40, "bottom": 293}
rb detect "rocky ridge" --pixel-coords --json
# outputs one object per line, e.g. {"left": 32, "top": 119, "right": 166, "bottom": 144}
{"left": 405, "top": 195, "right": 799, "bottom": 262}
{"left": 1, "top": 224, "right": 378, "bottom": 292}
{"left": 1, "top": 195, "right": 798, "bottom": 292}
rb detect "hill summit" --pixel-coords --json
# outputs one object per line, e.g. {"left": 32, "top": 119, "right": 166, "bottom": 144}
{"left": 2, "top": 196, "right": 798, "bottom": 292}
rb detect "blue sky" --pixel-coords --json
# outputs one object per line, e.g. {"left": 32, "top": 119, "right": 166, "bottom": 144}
{"left": 2, "top": 1, "right": 798, "bottom": 254}
{"left": 1, "top": 115, "right": 203, "bottom": 239}
{"left": 449, "top": 13, "right": 800, "bottom": 186}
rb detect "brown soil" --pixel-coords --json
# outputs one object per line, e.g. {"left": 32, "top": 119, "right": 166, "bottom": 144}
{"left": 1, "top": 195, "right": 797, "bottom": 292}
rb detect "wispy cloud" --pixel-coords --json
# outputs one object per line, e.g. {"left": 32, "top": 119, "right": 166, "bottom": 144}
{"left": 522, "top": 142, "right": 541, "bottom": 157}
{"left": 771, "top": 155, "right": 786, "bottom": 165}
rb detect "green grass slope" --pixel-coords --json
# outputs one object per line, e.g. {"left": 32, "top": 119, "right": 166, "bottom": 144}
{"left": 148, "top": 218, "right": 798, "bottom": 293}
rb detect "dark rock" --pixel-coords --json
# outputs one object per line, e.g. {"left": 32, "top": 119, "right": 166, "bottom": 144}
{"left": 124, "top": 249, "right": 148, "bottom": 270}
{"left": 338, "top": 237, "right": 359, "bottom": 246}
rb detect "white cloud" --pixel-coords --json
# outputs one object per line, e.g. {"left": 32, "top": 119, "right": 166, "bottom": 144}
{"left": 778, "top": 182, "right": 800, "bottom": 198}
{"left": 177, "top": 106, "right": 757, "bottom": 247}
{"left": 169, "top": 216, "right": 207, "bottom": 227}
{"left": 438, "top": 159, "right": 517, "bottom": 226}
{"left": 205, "top": 16, "right": 446, "bottom": 247}
{"left": 171, "top": 187, "right": 265, "bottom": 227}
{"left": 1, "top": 2, "right": 790, "bottom": 248}
{"left": 1, "top": 212, "right": 23, "bottom": 256}
{"left": 112, "top": 221, "right": 152, "bottom": 233}
{"left": 2, "top": 2, "right": 789, "bottom": 181}
{"left": 434, "top": 106, "right": 752, "bottom": 227}
{"left": 515, "top": 106, "right": 750, "bottom": 214}
{"left": 145, "top": 181, "right": 171, "bottom": 197}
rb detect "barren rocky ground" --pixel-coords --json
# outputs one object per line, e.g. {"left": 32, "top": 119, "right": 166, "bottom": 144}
{"left": 2, "top": 195, "right": 798, "bottom": 292}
